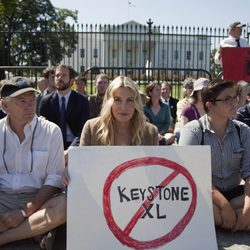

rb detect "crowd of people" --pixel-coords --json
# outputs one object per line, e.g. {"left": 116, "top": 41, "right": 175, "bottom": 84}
{"left": 0, "top": 20, "right": 250, "bottom": 249}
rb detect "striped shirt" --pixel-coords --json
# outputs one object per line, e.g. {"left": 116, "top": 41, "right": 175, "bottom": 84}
{"left": 179, "top": 114, "right": 250, "bottom": 192}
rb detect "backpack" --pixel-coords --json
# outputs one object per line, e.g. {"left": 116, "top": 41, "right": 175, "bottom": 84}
{"left": 197, "top": 119, "right": 241, "bottom": 145}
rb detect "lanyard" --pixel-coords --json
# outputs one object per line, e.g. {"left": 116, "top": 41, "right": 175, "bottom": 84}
{"left": 3, "top": 117, "right": 38, "bottom": 174}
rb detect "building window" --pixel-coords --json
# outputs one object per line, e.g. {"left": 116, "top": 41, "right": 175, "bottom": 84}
{"left": 80, "top": 49, "right": 85, "bottom": 58}
{"left": 80, "top": 65, "right": 85, "bottom": 72}
{"left": 112, "top": 49, "right": 117, "bottom": 59}
{"left": 67, "top": 48, "right": 73, "bottom": 58}
{"left": 186, "top": 51, "right": 191, "bottom": 60}
{"left": 93, "top": 48, "right": 98, "bottom": 58}
{"left": 162, "top": 49, "right": 166, "bottom": 60}
{"left": 127, "top": 49, "right": 132, "bottom": 66}
{"left": 199, "top": 51, "right": 204, "bottom": 61}
{"left": 174, "top": 50, "right": 178, "bottom": 60}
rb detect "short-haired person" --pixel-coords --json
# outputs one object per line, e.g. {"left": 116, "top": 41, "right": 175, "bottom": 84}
{"left": 75, "top": 75, "right": 88, "bottom": 97}
{"left": 36, "top": 66, "right": 56, "bottom": 113}
{"left": 0, "top": 77, "right": 66, "bottom": 246}
{"left": 62, "top": 76, "right": 158, "bottom": 185}
{"left": 215, "top": 21, "right": 249, "bottom": 65}
{"left": 38, "top": 64, "right": 90, "bottom": 150}
{"left": 37, "top": 77, "right": 48, "bottom": 93}
{"left": 88, "top": 73, "right": 109, "bottom": 118}
{"left": 179, "top": 79, "right": 250, "bottom": 231}
{"left": 161, "top": 82, "right": 179, "bottom": 126}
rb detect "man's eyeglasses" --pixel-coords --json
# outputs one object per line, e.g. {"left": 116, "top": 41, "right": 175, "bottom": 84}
{"left": 213, "top": 96, "right": 239, "bottom": 105}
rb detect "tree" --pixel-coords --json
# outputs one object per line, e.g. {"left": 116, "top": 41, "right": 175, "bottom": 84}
{"left": 210, "top": 48, "right": 222, "bottom": 79}
{"left": 0, "top": 0, "right": 78, "bottom": 69}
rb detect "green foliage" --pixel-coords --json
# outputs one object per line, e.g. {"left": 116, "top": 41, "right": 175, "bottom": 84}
{"left": 210, "top": 48, "right": 222, "bottom": 79}
{"left": 0, "top": 0, "right": 78, "bottom": 66}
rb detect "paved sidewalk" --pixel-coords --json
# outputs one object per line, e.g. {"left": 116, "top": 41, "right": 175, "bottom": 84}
{"left": 216, "top": 227, "right": 250, "bottom": 250}
{"left": 1, "top": 228, "right": 250, "bottom": 249}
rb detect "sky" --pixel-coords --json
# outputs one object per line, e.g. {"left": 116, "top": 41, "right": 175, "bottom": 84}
{"left": 50, "top": 0, "right": 250, "bottom": 29}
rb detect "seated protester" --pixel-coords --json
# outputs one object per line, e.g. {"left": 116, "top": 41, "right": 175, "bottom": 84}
{"left": 144, "top": 81, "right": 175, "bottom": 145}
{"left": 75, "top": 75, "right": 89, "bottom": 97}
{"left": 174, "top": 77, "right": 194, "bottom": 142}
{"left": 38, "top": 64, "right": 90, "bottom": 150}
{"left": 236, "top": 80, "right": 250, "bottom": 109}
{"left": 0, "top": 77, "right": 66, "bottom": 247}
{"left": 0, "top": 80, "right": 7, "bottom": 119}
{"left": 0, "top": 108, "right": 5, "bottom": 119}
{"left": 247, "top": 92, "right": 250, "bottom": 103}
{"left": 180, "top": 78, "right": 209, "bottom": 126}
{"left": 88, "top": 73, "right": 109, "bottom": 119}
{"left": 160, "top": 82, "right": 179, "bottom": 132}
{"left": 179, "top": 79, "right": 250, "bottom": 231}
{"left": 62, "top": 76, "right": 158, "bottom": 185}
{"left": 235, "top": 102, "right": 250, "bottom": 127}
{"left": 176, "top": 78, "right": 194, "bottom": 125}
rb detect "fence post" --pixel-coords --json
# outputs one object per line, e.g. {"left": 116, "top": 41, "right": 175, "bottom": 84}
{"left": 147, "top": 18, "right": 153, "bottom": 83}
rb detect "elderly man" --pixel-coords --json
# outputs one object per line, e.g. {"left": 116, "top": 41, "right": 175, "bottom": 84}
{"left": 0, "top": 77, "right": 66, "bottom": 247}
{"left": 161, "top": 82, "right": 179, "bottom": 125}
{"left": 215, "top": 21, "right": 249, "bottom": 65}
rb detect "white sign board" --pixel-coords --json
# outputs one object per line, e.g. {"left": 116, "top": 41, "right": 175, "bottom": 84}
{"left": 67, "top": 146, "right": 217, "bottom": 250}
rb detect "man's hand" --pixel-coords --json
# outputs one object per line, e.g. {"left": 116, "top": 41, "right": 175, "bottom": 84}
{"left": 62, "top": 166, "right": 70, "bottom": 187}
{"left": 221, "top": 203, "right": 237, "bottom": 230}
{"left": 1, "top": 210, "right": 25, "bottom": 229}
{"left": 234, "top": 208, "right": 250, "bottom": 231}
{"left": 64, "top": 150, "right": 68, "bottom": 167}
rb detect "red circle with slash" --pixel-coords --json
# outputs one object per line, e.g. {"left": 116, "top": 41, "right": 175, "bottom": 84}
{"left": 103, "top": 157, "right": 197, "bottom": 249}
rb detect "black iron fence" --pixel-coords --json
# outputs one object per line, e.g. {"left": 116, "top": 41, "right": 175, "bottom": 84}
{"left": 84, "top": 66, "right": 212, "bottom": 98}
{"left": 0, "top": 19, "right": 249, "bottom": 96}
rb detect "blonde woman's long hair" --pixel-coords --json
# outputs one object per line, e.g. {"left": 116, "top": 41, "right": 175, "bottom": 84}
{"left": 97, "top": 75, "right": 147, "bottom": 145}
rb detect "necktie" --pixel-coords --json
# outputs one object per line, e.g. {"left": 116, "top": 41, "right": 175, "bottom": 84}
{"left": 236, "top": 39, "right": 240, "bottom": 47}
{"left": 60, "top": 96, "right": 67, "bottom": 146}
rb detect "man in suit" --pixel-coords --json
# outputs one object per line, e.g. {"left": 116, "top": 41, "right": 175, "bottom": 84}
{"left": 38, "top": 64, "right": 90, "bottom": 150}
{"left": 161, "top": 82, "right": 179, "bottom": 129}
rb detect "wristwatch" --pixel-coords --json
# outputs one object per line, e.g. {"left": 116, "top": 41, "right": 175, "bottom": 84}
{"left": 20, "top": 209, "right": 28, "bottom": 218}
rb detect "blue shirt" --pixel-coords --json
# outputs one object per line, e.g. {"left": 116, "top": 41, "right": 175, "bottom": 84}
{"left": 144, "top": 102, "right": 171, "bottom": 134}
{"left": 179, "top": 114, "right": 250, "bottom": 192}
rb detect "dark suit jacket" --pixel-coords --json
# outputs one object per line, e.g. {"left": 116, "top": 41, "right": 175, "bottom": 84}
{"left": 168, "top": 96, "right": 179, "bottom": 123}
{"left": 0, "top": 109, "right": 6, "bottom": 119}
{"left": 38, "top": 90, "right": 90, "bottom": 147}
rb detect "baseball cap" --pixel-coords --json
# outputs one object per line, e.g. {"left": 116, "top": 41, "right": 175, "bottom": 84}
{"left": 229, "top": 22, "right": 246, "bottom": 29}
{"left": 0, "top": 77, "right": 39, "bottom": 98}
{"left": 190, "top": 78, "right": 209, "bottom": 96}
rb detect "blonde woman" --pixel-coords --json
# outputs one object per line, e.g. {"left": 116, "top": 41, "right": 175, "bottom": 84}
{"left": 62, "top": 76, "right": 158, "bottom": 185}
{"left": 80, "top": 75, "right": 158, "bottom": 146}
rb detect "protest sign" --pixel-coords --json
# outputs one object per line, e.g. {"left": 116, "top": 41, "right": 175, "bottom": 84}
{"left": 67, "top": 146, "right": 217, "bottom": 250}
